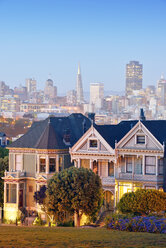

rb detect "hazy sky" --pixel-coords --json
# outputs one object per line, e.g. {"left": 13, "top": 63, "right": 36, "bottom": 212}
{"left": 0, "top": 0, "right": 166, "bottom": 94}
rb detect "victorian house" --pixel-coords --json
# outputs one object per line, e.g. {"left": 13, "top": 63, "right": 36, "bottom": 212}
{"left": 70, "top": 115, "right": 166, "bottom": 211}
{"left": 3, "top": 113, "right": 91, "bottom": 221}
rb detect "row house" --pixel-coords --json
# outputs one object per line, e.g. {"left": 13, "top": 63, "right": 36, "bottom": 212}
{"left": 3, "top": 113, "right": 91, "bottom": 221}
{"left": 70, "top": 117, "right": 166, "bottom": 211}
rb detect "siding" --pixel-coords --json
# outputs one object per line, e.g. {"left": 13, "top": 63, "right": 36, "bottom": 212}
{"left": 9, "top": 154, "right": 14, "bottom": 171}
{"left": 24, "top": 154, "right": 36, "bottom": 177}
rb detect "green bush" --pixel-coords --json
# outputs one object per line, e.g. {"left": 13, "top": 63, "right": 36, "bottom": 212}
{"left": 33, "top": 216, "right": 44, "bottom": 226}
{"left": 118, "top": 189, "right": 166, "bottom": 215}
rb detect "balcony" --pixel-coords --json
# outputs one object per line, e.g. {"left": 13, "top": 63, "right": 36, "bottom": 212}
{"left": 102, "top": 177, "right": 115, "bottom": 185}
{"left": 4, "top": 170, "right": 26, "bottom": 178}
{"left": 116, "top": 173, "right": 163, "bottom": 182}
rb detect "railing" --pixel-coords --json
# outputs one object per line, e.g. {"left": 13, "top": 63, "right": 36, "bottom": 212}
{"left": 4, "top": 170, "right": 26, "bottom": 178}
{"left": 102, "top": 177, "right": 115, "bottom": 185}
{"left": 117, "top": 172, "right": 163, "bottom": 182}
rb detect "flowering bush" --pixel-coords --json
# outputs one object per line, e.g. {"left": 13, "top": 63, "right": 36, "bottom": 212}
{"left": 107, "top": 216, "right": 166, "bottom": 234}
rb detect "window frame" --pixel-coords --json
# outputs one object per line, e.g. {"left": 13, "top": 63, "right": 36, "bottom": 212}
{"left": 126, "top": 157, "right": 132, "bottom": 173}
{"left": 39, "top": 157, "right": 46, "bottom": 173}
{"left": 49, "top": 157, "right": 56, "bottom": 173}
{"left": 6, "top": 183, "right": 17, "bottom": 203}
{"left": 136, "top": 135, "right": 146, "bottom": 144}
{"left": 88, "top": 138, "right": 98, "bottom": 149}
{"left": 145, "top": 156, "right": 156, "bottom": 175}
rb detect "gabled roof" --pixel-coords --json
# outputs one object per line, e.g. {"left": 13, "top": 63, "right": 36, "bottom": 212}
{"left": 95, "top": 120, "right": 166, "bottom": 149}
{"left": 8, "top": 113, "right": 91, "bottom": 149}
{"left": 141, "top": 120, "right": 166, "bottom": 145}
{"left": 94, "top": 121, "right": 138, "bottom": 149}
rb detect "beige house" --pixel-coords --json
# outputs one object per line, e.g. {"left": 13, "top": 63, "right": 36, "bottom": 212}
{"left": 3, "top": 114, "right": 91, "bottom": 221}
{"left": 70, "top": 119, "right": 165, "bottom": 211}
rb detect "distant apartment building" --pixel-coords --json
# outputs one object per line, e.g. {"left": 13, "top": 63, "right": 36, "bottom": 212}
{"left": 0, "top": 81, "right": 13, "bottom": 97}
{"left": 126, "top": 61, "right": 143, "bottom": 96}
{"left": 90, "top": 83, "right": 104, "bottom": 111}
{"left": 14, "top": 85, "right": 28, "bottom": 101}
{"left": 0, "top": 95, "right": 20, "bottom": 112}
{"left": 67, "top": 90, "right": 77, "bottom": 105}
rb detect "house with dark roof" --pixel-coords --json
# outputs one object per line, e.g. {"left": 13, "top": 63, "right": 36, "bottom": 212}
{"left": 3, "top": 113, "right": 91, "bottom": 221}
{"left": 0, "top": 132, "right": 8, "bottom": 147}
{"left": 70, "top": 115, "right": 166, "bottom": 212}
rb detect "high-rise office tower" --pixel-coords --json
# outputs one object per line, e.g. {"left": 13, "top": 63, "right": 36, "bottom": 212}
{"left": 126, "top": 61, "right": 143, "bottom": 96}
{"left": 90, "top": 83, "right": 104, "bottom": 110}
{"left": 157, "top": 74, "right": 166, "bottom": 105}
{"left": 76, "top": 63, "right": 84, "bottom": 104}
{"left": 26, "top": 78, "right": 37, "bottom": 93}
{"left": 44, "top": 78, "right": 57, "bottom": 102}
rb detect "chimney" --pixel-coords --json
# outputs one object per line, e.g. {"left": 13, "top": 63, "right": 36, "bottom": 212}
{"left": 139, "top": 108, "right": 146, "bottom": 121}
{"left": 88, "top": 112, "right": 95, "bottom": 124}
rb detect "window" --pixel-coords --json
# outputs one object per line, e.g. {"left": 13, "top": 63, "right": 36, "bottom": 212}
{"left": 6, "top": 184, "right": 17, "bottom": 203}
{"left": 158, "top": 158, "right": 164, "bottom": 175}
{"left": 49, "top": 158, "right": 56, "bottom": 173}
{"left": 40, "top": 158, "right": 46, "bottom": 173}
{"left": 89, "top": 139, "right": 97, "bottom": 148}
{"left": 108, "top": 162, "right": 114, "bottom": 177}
{"left": 137, "top": 135, "right": 145, "bottom": 144}
{"left": 15, "top": 154, "right": 22, "bottom": 171}
{"left": 134, "top": 158, "right": 142, "bottom": 174}
{"left": 93, "top": 161, "right": 98, "bottom": 175}
{"left": 145, "top": 156, "right": 156, "bottom": 175}
{"left": 59, "top": 156, "right": 63, "bottom": 172}
{"left": 126, "top": 157, "right": 132, "bottom": 173}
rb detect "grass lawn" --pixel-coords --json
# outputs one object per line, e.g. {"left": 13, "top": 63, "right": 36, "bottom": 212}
{"left": 0, "top": 226, "right": 165, "bottom": 248}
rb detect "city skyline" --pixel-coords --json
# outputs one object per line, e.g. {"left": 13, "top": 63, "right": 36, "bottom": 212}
{"left": 0, "top": 0, "right": 166, "bottom": 93}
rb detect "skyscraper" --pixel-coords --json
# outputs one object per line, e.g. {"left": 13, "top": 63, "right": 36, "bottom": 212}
{"left": 76, "top": 63, "right": 84, "bottom": 104}
{"left": 26, "top": 78, "right": 37, "bottom": 93}
{"left": 90, "top": 83, "right": 104, "bottom": 110}
{"left": 126, "top": 61, "right": 143, "bottom": 96}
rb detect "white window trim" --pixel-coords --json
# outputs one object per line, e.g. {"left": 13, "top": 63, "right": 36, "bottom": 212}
{"left": 14, "top": 153, "right": 23, "bottom": 171}
{"left": 88, "top": 138, "right": 98, "bottom": 150}
{"left": 135, "top": 133, "right": 146, "bottom": 145}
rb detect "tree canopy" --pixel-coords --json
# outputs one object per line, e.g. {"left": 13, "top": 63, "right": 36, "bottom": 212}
{"left": 118, "top": 189, "right": 166, "bottom": 215}
{"left": 44, "top": 167, "right": 103, "bottom": 226}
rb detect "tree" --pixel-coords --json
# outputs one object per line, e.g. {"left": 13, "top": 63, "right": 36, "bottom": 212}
{"left": 45, "top": 167, "right": 103, "bottom": 226}
{"left": 118, "top": 189, "right": 166, "bottom": 215}
{"left": 34, "top": 185, "right": 47, "bottom": 205}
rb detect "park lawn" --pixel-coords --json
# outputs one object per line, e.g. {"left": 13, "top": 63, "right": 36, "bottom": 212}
{"left": 0, "top": 226, "right": 166, "bottom": 248}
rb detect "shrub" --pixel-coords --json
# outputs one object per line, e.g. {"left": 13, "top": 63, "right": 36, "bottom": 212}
{"left": 107, "top": 216, "right": 166, "bottom": 233}
{"left": 33, "top": 216, "right": 44, "bottom": 226}
{"left": 118, "top": 189, "right": 166, "bottom": 215}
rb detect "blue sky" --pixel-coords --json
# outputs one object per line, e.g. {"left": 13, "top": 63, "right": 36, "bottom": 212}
{"left": 0, "top": 0, "right": 166, "bottom": 94}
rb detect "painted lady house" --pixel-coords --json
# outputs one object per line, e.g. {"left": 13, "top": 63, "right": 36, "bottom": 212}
{"left": 70, "top": 111, "right": 166, "bottom": 212}
{"left": 3, "top": 113, "right": 91, "bottom": 221}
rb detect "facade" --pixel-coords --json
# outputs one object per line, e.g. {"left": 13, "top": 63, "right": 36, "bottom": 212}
{"left": 70, "top": 117, "right": 166, "bottom": 212}
{"left": 90, "top": 83, "right": 104, "bottom": 111}
{"left": 76, "top": 64, "right": 84, "bottom": 104}
{"left": 3, "top": 113, "right": 91, "bottom": 221}
{"left": 126, "top": 61, "right": 143, "bottom": 96}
